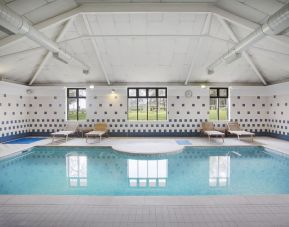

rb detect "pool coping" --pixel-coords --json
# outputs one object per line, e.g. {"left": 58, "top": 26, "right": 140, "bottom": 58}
{"left": 0, "top": 143, "right": 287, "bottom": 160}
{"left": 1, "top": 194, "right": 289, "bottom": 206}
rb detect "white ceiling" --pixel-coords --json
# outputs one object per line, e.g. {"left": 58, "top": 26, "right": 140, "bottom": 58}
{"left": 0, "top": 0, "right": 289, "bottom": 85}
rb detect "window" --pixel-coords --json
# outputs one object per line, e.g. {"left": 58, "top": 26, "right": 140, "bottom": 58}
{"left": 209, "top": 156, "right": 230, "bottom": 187}
{"left": 127, "top": 88, "right": 167, "bottom": 121}
{"left": 67, "top": 88, "right": 86, "bottom": 120}
{"left": 209, "top": 88, "right": 228, "bottom": 120}
{"left": 127, "top": 159, "right": 168, "bottom": 187}
{"left": 66, "top": 155, "right": 87, "bottom": 187}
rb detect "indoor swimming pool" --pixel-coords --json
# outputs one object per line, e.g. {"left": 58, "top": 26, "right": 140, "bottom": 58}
{"left": 0, "top": 146, "right": 288, "bottom": 196}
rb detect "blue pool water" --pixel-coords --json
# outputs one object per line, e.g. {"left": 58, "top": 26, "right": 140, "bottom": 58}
{"left": 5, "top": 137, "right": 45, "bottom": 144}
{"left": 0, "top": 146, "right": 289, "bottom": 196}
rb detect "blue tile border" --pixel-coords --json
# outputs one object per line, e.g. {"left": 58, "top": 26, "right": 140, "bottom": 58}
{"left": 267, "top": 133, "right": 289, "bottom": 141}
{"left": 0, "top": 131, "right": 288, "bottom": 142}
{"left": 0, "top": 133, "right": 31, "bottom": 143}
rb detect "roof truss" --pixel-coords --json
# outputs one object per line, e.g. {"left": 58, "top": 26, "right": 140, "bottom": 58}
{"left": 1, "top": 3, "right": 289, "bottom": 50}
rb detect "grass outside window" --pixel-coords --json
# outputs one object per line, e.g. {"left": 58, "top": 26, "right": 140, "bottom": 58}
{"left": 127, "top": 88, "right": 167, "bottom": 121}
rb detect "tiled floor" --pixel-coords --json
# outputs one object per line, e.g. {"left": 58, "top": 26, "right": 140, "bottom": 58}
{"left": 1, "top": 195, "right": 289, "bottom": 226}
{"left": 1, "top": 136, "right": 289, "bottom": 226}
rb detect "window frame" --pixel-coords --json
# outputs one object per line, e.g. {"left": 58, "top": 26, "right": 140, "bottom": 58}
{"left": 67, "top": 88, "right": 87, "bottom": 121}
{"left": 127, "top": 87, "right": 167, "bottom": 121}
{"left": 209, "top": 87, "right": 229, "bottom": 121}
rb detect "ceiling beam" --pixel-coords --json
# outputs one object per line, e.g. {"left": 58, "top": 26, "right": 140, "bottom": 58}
{"left": 79, "top": 2, "right": 212, "bottom": 13}
{"left": 82, "top": 14, "right": 111, "bottom": 85}
{"left": 2, "top": 34, "right": 289, "bottom": 60}
{"left": 217, "top": 17, "right": 267, "bottom": 86}
{"left": 184, "top": 13, "right": 212, "bottom": 85}
{"left": 0, "top": 3, "right": 288, "bottom": 51}
{"left": 28, "top": 18, "right": 74, "bottom": 86}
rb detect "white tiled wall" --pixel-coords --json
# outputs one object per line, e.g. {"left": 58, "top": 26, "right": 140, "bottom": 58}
{"left": 1, "top": 82, "right": 289, "bottom": 141}
{"left": 29, "top": 86, "right": 209, "bottom": 136}
{"left": 267, "top": 95, "right": 289, "bottom": 138}
{"left": 230, "top": 95, "right": 268, "bottom": 133}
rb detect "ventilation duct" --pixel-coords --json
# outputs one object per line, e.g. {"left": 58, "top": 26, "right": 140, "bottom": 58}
{"left": 0, "top": 3, "right": 89, "bottom": 74}
{"left": 207, "top": 2, "right": 289, "bottom": 74}
{"left": 0, "top": 24, "right": 14, "bottom": 35}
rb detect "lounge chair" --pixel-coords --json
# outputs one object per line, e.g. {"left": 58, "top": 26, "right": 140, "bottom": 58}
{"left": 227, "top": 122, "right": 255, "bottom": 141}
{"left": 201, "top": 122, "right": 224, "bottom": 142}
{"left": 51, "top": 121, "right": 78, "bottom": 143}
{"left": 85, "top": 123, "right": 108, "bottom": 143}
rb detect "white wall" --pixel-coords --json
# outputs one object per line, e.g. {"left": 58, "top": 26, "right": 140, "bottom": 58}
{"left": 0, "top": 81, "right": 288, "bottom": 141}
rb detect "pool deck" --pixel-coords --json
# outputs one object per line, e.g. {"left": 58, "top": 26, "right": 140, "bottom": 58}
{"left": 1, "top": 136, "right": 289, "bottom": 226}
{"left": 1, "top": 194, "right": 289, "bottom": 226}
{"left": 1, "top": 136, "right": 289, "bottom": 158}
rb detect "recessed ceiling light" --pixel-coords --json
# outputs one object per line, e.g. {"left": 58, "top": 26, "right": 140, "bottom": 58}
{"left": 89, "top": 85, "right": 94, "bottom": 89}
{"left": 201, "top": 84, "right": 206, "bottom": 89}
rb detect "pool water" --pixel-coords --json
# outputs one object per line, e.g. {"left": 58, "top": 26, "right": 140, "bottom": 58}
{"left": 4, "top": 137, "right": 45, "bottom": 144}
{"left": 0, "top": 146, "right": 289, "bottom": 196}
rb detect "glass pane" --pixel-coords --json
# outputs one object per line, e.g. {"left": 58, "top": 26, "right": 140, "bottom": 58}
{"left": 219, "top": 98, "right": 228, "bottom": 120}
{"left": 69, "top": 179, "right": 78, "bottom": 187}
{"left": 138, "top": 98, "right": 147, "bottom": 120}
{"left": 128, "top": 98, "right": 137, "bottom": 120}
{"left": 139, "top": 89, "right": 147, "bottom": 97}
{"left": 209, "top": 98, "right": 218, "bottom": 120}
{"left": 148, "top": 160, "right": 157, "bottom": 178}
{"left": 68, "top": 156, "right": 78, "bottom": 177}
{"left": 68, "top": 89, "right": 77, "bottom": 97}
{"left": 148, "top": 98, "right": 157, "bottom": 120}
{"left": 219, "top": 89, "right": 227, "bottom": 97}
{"left": 80, "top": 179, "right": 87, "bottom": 187}
{"left": 138, "top": 160, "right": 147, "bottom": 178}
{"left": 219, "top": 156, "right": 230, "bottom": 178}
{"left": 210, "top": 88, "right": 218, "bottom": 97}
{"left": 157, "top": 160, "right": 168, "bottom": 178}
{"left": 79, "top": 89, "right": 86, "bottom": 97}
{"left": 128, "top": 160, "right": 138, "bottom": 178}
{"left": 158, "top": 89, "right": 166, "bottom": 97}
{"left": 148, "top": 89, "right": 156, "bottom": 97}
{"left": 79, "top": 156, "right": 87, "bottom": 177}
{"left": 68, "top": 98, "right": 77, "bottom": 120}
{"left": 128, "top": 89, "right": 137, "bottom": 97}
{"left": 78, "top": 98, "right": 86, "bottom": 120}
{"left": 158, "top": 98, "right": 167, "bottom": 120}
{"left": 209, "top": 156, "right": 218, "bottom": 178}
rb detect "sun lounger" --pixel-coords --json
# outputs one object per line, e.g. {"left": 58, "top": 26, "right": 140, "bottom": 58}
{"left": 51, "top": 121, "right": 78, "bottom": 143}
{"left": 85, "top": 123, "right": 108, "bottom": 143}
{"left": 227, "top": 122, "right": 255, "bottom": 141}
{"left": 201, "top": 122, "right": 224, "bottom": 142}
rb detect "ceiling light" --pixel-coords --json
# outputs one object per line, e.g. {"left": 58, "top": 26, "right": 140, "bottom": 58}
{"left": 201, "top": 84, "right": 206, "bottom": 89}
{"left": 207, "top": 69, "right": 214, "bottom": 75}
{"left": 26, "top": 89, "right": 33, "bottom": 94}
{"left": 83, "top": 69, "right": 89, "bottom": 75}
{"left": 89, "top": 84, "right": 94, "bottom": 89}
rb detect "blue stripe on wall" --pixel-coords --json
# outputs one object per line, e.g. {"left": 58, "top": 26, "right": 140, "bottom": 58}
{"left": 0, "top": 132, "right": 288, "bottom": 142}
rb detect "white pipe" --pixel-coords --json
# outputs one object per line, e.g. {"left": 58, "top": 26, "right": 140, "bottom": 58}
{"left": 0, "top": 3, "right": 89, "bottom": 73}
{"left": 207, "top": 3, "right": 289, "bottom": 74}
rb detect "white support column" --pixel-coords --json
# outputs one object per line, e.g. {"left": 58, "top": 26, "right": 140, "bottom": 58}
{"left": 185, "top": 13, "right": 212, "bottom": 85}
{"left": 82, "top": 14, "right": 111, "bottom": 85}
{"left": 28, "top": 18, "right": 74, "bottom": 85}
{"left": 217, "top": 17, "right": 267, "bottom": 86}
